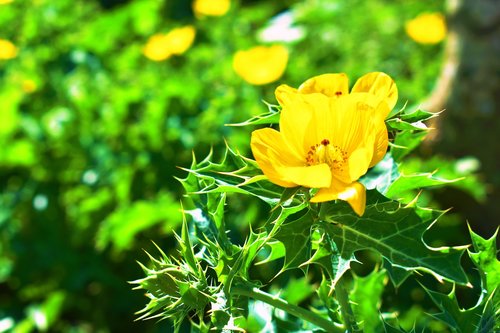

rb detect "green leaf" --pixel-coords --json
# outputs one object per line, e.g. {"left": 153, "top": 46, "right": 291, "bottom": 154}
{"left": 319, "top": 190, "right": 468, "bottom": 285}
{"left": 390, "top": 130, "right": 428, "bottom": 162}
{"left": 386, "top": 172, "right": 462, "bottom": 199}
{"left": 468, "top": 226, "right": 500, "bottom": 303}
{"left": 279, "top": 276, "right": 315, "bottom": 306}
{"left": 382, "top": 258, "right": 411, "bottom": 287}
{"left": 273, "top": 210, "right": 315, "bottom": 273}
{"left": 423, "top": 285, "right": 485, "bottom": 333}
{"left": 399, "top": 108, "right": 438, "bottom": 123}
{"left": 386, "top": 118, "right": 428, "bottom": 131}
{"left": 398, "top": 156, "right": 487, "bottom": 203}
{"left": 360, "top": 154, "right": 399, "bottom": 194}
{"left": 182, "top": 146, "right": 290, "bottom": 205}
{"left": 351, "top": 269, "right": 387, "bottom": 333}
{"left": 305, "top": 229, "right": 356, "bottom": 287}
{"left": 226, "top": 102, "right": 280, "bottom": 127}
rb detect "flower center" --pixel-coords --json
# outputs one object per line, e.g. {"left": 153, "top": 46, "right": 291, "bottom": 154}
{"left": 306, "top": 139, "right": 348, "bottom": 171}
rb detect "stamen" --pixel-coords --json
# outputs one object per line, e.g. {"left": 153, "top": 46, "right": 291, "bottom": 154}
{"left": 306, "top": 139, "right": 348, "bottom": 171}
{"left": 335, "top": 91, "right": 342, "bottom": 96}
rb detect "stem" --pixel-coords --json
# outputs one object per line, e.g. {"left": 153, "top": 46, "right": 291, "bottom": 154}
{"left": 232, "top": 283, "right": 343, "bottom": 333}
{"left": 335, "top": 276, "right": 360, "bottom": 333}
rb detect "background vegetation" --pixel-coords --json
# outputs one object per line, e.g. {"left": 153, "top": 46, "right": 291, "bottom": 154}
{"left": 0, "top": 0, "right": 496, "bottom": 332}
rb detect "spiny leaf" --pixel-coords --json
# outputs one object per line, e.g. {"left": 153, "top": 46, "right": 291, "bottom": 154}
{"left": 226, "top": 101, "right": 280, "bottom": 127}
{"left": 386, "top": 118, "right": 428, "bottom": 131}
{"left": 319, "top": 190, "right": 468, "bottom": 285}
{"left": 468, "top": 226, "right": 500, "bottom": 304}
{"left": 273, "top": 210, "right": 315, "bottom": 273}
{"left": 399, "top": 108, "right": 439, "bottom": 123}
{"left": 387, "top": 105, "right": 437, "bottom": 123}
{"left": 423, "top": 285, "right": 485, "bottom": 333}
{"left": 382, "top": 258, "right": 411, "bottom": 287}
{"left": 360, "top": 154, "right": 399, "bottom": 194}
{"left": 390, "top": 130, "right": 428, "bottom": 162}
{"left": 181, "top": 145, "right": 291, "bottom": 205}
{"left": 351, "top": 269, "right": 387, "bottom": 333}
{"left": 305, "top": 229, "right": 356, "bottom": 287}
{"left": 386, "top": 171, "right": 462, "bottom": 199}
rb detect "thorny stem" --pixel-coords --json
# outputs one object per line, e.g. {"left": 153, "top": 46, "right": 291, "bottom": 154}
{"left": 232, "top": 283, "right": 344, "bottom": 333}
{"left": 335, "top": 276, "right": 361, "bottom": 333}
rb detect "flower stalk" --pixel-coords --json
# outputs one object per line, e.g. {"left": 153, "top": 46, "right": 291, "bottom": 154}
{"left": 232, "top": 282, "right": 344, "bottom": 333}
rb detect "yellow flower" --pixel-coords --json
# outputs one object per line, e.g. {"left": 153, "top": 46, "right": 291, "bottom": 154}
{"left": 251, "top": 73, "right": 398, "bottom": 215}
{"left": 233, "top": 45, "right": 288, "bottom": 85}
{"left": 0, "top": 0, "right": 14, "bottom": 4}
{"left": 143, "top": 26, "right": 196, "bottom": 61}
{"left": 405, "top": 13, "right": 447, "bottom": 44}
{"left": 0, "top": 39, "right": 18, "bottom": 60}
{"left": 193, "top": 0, "right": 230, "bottom": 17}
{"left": 22, "top": 79, "right": 37, "bottom": 93}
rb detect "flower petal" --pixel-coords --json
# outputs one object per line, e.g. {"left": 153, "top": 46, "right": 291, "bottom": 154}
{"left": 351, "top": 72, "right": 398, "bottom": 111}
{"left": 327, "top": 95, "right": 371, "bottom": 154}
{"left": 280, "top": 164, "right": 331, "bottom": 188}
{"left": 276, "top": 87, "right": 317, "bottom": 158}
{"left": 275, "top": 84, "right": 298, "bottom": 106}
{"left": 298, "top": 73, "right": 349, "bottom": 97}
{"left": 347, "top": 146, "right": 373, "bottom": 182}
{"left": 369, "top": 121, "right": 389, "bottom": 168}
{"left": 251, "top": 128, "right": 300, "bottom": 187}
{"left": 311, "top": 180, "right": 366, "bottom": 216}
{"left": 233, "top": 45, "right": 288, "bottom": 85}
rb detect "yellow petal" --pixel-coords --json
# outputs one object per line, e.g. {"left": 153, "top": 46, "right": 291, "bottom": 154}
{"left": 347, "top": 146, "right": 373, "bottom": 182}
{"left": 277, "top": 88, "right": 317, "bottom": 159}
{"left": 142, "top": 26, "right": 196, "bottom": 61}
{"left": 405, "top": 13, "right": 447, "bottom": 44}
{"left": 311, "top": 180, "right": 366, "bottom": 216}
{"left": 233, "top": 45, "right": 288, "bottom": 85}
{"left": 280, "top": 164, "right": 331, "bottom": 188}
{"left": 298, "top": 73, "right": 349, "bottom": 97}
{"left": 251, "top": 128, "right": 300, "bottom": 187}
{"left": 326, "top": 95, "right": 372, "bottom": 154}
{"left": 351, "top": 72, "right": 398, "bottom": 111}
{"left": 0, "top": 39, "right": 18, "bottom": 60}
{"left": 275, "top": 84, "right": 298, "bottom": 106}
{"left": 369, "top": 121, "right": 389, "bottom": 168}
{"left": 166, "top": 26, "right": 196, "bottom": 55}
{"left": 193, "top": 0, "right": 230, "bottom": 17}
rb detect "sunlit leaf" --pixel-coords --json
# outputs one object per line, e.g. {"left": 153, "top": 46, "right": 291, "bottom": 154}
{"left": 319, "top": 190, "right": 468, "bottom": 285}
{"left": 351, "top": 269, "right": 387, "bottom": 333}
{"left": 468, "top": 226, "right": 500, "bottom": 303}
{"left": 226, "top": 102, "right": 280, "bottom": 127}
{"left": 182, "top": 146, "right": 290, "bottom": 205}
{"left": 386, "top": 171, "right": 462, "bottom": 199}
{"left": 423, "top": 285, "right": 488, "bottom": 333}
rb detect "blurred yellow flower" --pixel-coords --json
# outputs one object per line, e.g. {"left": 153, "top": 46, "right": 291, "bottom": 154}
{"left": 0, "top": 39, "right": 18, "bottom": 60}
{"left": 233, "top": 45, "right": 288, "bottom": 85}
{"left": 22, "top": 79, "right": 37, "bottom": 93}
{"left": 0, "top": 0, "right": 14, "bottom": 4}
{"left": 193, "top": 0, "right": 230, "bottom": 17}
{"left": 405, "top": 13, "right": 447, "bottom": 44}
{"left": 251, "top": 72, "right": 397, "bottom": 215}
{"left": 143, "top": 26, "right": 196, "bottom": 61}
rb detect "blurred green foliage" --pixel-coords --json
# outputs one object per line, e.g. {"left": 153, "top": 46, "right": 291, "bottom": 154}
{"left": 2, "top": 0, "right": 485, "bottom": 332}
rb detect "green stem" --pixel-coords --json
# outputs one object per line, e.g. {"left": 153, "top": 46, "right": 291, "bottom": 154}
{"left": 232, "top": 283, "right": 343, "bottom": 333}
{"left": 335, "top": 276, "right": 361, "bottom": 333}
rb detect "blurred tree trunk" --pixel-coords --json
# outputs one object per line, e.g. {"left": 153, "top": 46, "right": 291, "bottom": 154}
{"left": 422, "top": 0, "right": 500, "bottom": 236}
